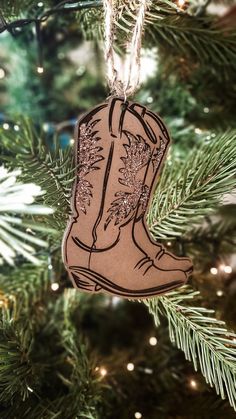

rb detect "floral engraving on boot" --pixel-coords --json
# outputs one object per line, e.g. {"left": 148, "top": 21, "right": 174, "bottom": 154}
{"left": 76, "top": 120, "right": 104, "bottom": 214}
{"left": 151, "top": 135, "right": 168, "bottom": 171}
{"left": 105, "top": 131, "right": 151, "bottom": 227}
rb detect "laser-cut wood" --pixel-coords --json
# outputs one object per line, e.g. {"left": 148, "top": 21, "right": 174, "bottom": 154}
{"left": 62, "top": 97, "right": 193, "bottom": 298}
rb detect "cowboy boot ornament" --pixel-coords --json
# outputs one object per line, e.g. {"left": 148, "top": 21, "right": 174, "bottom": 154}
{"left": 62, "top": 97, "right": 193, "bottom": 298}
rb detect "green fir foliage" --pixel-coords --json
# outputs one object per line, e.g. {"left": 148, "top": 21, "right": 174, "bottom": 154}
{"left": 146, "top": 287, "right": 236, "bottom": 410}
{"left": 0, "top": 119, "right": 75, "bottom": 231}
{"left": 0, "top": 264, "right": 103, "bottom": 418}
{"left": 148, "top": 130, "right": 236, "bottom": 238}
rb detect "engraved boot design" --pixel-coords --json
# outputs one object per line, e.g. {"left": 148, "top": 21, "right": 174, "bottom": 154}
{"left": 130, "top": 103, "right": 193, "bottom": 273}
{"left": 62, "top": 97, "right": 192, "bottom": 299}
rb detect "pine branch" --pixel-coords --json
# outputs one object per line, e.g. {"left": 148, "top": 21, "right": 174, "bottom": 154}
{"left": 145, "top": 286, "right": 236, "bottom": 411}
{"left": 0, "top": 312, "right": 36, "bottom": 404}
{"left": 0, "top": 266, "right": 103, "bottom": 418}
{"left": 42, "top": 289, "right": 102, "bottom": 419}
{"left": 1, "top": 0, "right": 36, "bottom": 18}
{"left": 76, "top": 1, "right": 236, "bottom": 71}
{"left": 188, "top": 207, "right": 236, "bottom": 243}
{"left": 0, "top": 119, "right": 75, "bottom": 231}
{"left": 0, "top": 0, "right": 102, "bottom": 27}
{"left": 2, "top": 0, "right": 236, "bottom": 75}
{"left": 147, "top": 131, "right": 236, "bottom": 239}
{"left": 0, "top": 263, "right": 50, "bottom": 318}
{"left": 146, "top": 9, "right": 236, "bottom": 67}
{"left": 116, "top": 2, "right": 236, "bottom": 66}
{"left": 0, "top": 263, "right": 50, "bottom": 405}
{"left": 0, "top": 166, "right": 53, "bottom": 265}
{"left": 182, "top": 211, "right": 236, "bottom": 266}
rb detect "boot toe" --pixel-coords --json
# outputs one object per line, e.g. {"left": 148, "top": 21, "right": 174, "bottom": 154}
{"left": 155, "top": 251, "right": 193, "bottom": 274}
{"left": 143, "top": 264, "right": 188, "bottom": 291}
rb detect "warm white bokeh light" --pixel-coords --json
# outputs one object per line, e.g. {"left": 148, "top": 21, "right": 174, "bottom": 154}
{"left": 51, "top": 282, "right": 59, "bottom": 291}
{"left": 0, "top": 68, "right": 6, "bottom": 79}
{"left": 100, "top": 367, "right": 107, "bottom": 377}
{"left": 127, "top": 363, "right": 135, "bottom": 371}
{"left": 149, "top": 336, "right": 157, "bottom": 346}
{"left": 224, "top": 265, "right": 232, "bottom": 274}
{"left": 189, "top": 379, "right": 198, "bottom": 389}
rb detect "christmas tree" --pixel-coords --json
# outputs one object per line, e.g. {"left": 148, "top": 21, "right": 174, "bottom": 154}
{"left": 0, "top": 1, "right": 236, "bottom": 418}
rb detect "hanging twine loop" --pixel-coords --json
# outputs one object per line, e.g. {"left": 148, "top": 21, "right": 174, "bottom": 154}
{"left": 103, "top": 0, "right": 149, "bottom": 99}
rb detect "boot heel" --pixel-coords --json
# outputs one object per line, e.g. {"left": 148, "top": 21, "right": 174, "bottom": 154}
{"left": 70, "top": 269, "right": 102, "bottom": 293}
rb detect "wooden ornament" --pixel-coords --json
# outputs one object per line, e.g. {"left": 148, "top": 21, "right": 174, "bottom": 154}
{"left": 62, "top": 97, "right": 192, "bottom": 299}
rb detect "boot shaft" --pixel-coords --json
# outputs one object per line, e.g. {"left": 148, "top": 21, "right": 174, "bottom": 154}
{"left": 72, "top": 97, "right": 170, "bottom": 249}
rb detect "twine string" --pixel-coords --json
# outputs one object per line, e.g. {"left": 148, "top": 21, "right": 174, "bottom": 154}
{"left": 103, "top": 0, "right": 117, "bottom": 92}
{"left": 103, "top": 0, "right": 149, "bottom": 98}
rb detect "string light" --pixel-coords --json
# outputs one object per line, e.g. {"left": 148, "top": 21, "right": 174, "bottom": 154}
{"left": 216, "top": 264, "right": 232, "bottom": 274}
{"left": 210, "top": 267, "right": 218, "bottom": 275}
{"left": 127, "top": 363, "right": 135, "bottom": 371}
{"left": 48, "top": 264, "right": 53, "bottom": 270}
{"left": 37, "top": 1, "right": 44, "bottom": 6}
{"left": 111, "top": 296, "right": 122, "bottom": 306}
{"left": 37, "top": 66, "right": 44, "bottom": 74}
{"left": 3, "top": 123, "right": 9, "bottom": 130}
{"left": 146, "top": 96, "right": 153, "bottom": 104}
{"left": 100, "top": 367, "right": 107, "bottom": 377}
{"left": 56, "top": 33, "right": 64, "bottom": 41}
{"left": 43, "top": 122, "right": 50, "bottom": 132}
{"left": 143, "top": 367, "right": 153, "bottom": 374}
{"left": 189, "top": 379, "right": 198, "bottom": 389}
{"left": 14, "top": 124, "right": 20, "bottom": 131}
{"left": 134, "top": 413, "right": 142, "bottom": 419}
{"left": 0, "top": 68, "right": 6, "bottom": 79}
{"left": 167, "top": 241, "right": 172, "bottom": 247}
{"left": 26, "top": 228, "right": 35, "bottom": 235}
{"left": 194, "top": 128, "right": 202, "bottom": 135}
{"left": 203, "top": 107, "right": 209, "bottom": 113}
{"left": 149, "top": 336, "right": 157, "bottom": 346}
{"left": 70, "top": 138, "right": 75, "bottom": 145}
{"left": 51, "top": 282, "right": 59, "bottom": 291}
{"left": 76, "top": 66, "right": 85, "bottom": 76}
{"left": 224, "top": 265, "right": 232, "bottom": 274}
{"left": 177, "top": 0, "right": 185, "bottom": 7}
{"left": 216, "top": 290, "right": 224, "bottom": 297}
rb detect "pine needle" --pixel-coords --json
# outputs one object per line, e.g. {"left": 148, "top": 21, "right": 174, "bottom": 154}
{"left": 0, "top": 119, "right": 75, "bottom": 231}
{"left": 145, "top": 286, "right": 236, "bottom": 411}
{"left": 147, "top": 131, "right": 236, "bottom": 238}
{"left": 0, "top": 166, "right": 53, "bottom": 264}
